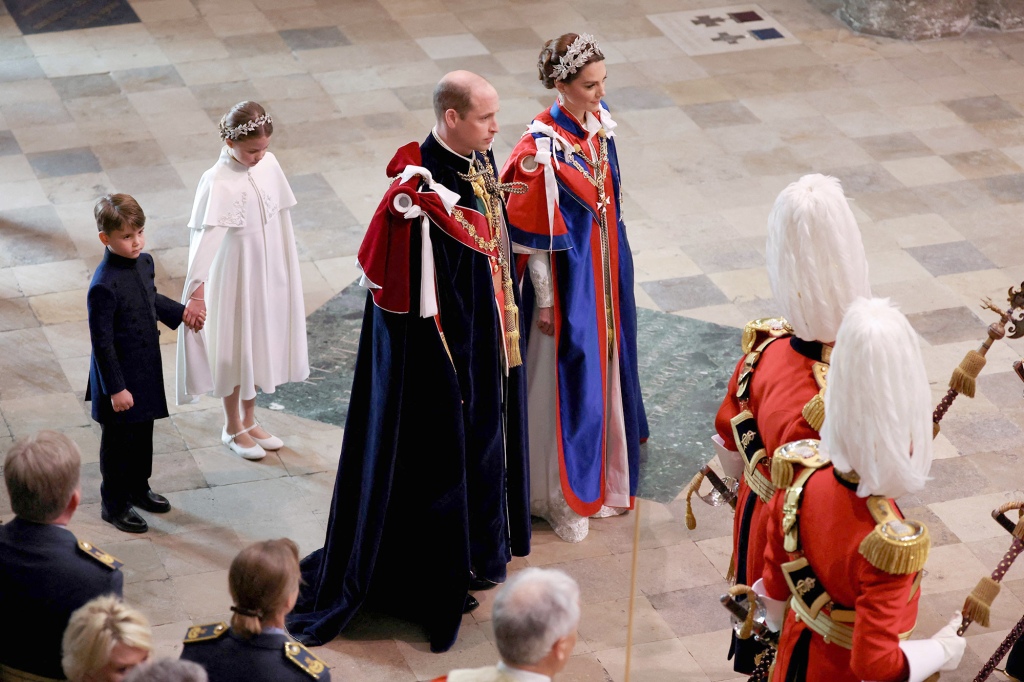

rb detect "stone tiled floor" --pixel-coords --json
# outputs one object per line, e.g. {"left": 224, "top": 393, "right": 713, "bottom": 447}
{"left": 3, "top": 0, "right": 1024, "bottom": 680}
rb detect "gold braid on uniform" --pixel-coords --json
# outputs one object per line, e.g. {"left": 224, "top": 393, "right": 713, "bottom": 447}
{"left": 459, "top": 157, "right": 527, "bottom": 367}
{"left": 771, "top": 439, "right": 830, "bottom": 491}
{"left": 859, "top": 496, "right": 930, "bottom": 575}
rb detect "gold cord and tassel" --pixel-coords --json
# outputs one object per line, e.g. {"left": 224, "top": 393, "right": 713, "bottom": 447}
{"left": 462, "top": 160, "right": 527, "bottom": 368}
{"left": 949, "top": 349, "right": 986, "bottom": 398}
{"left": 683, "top": 469, "right": 706, "bottom": 530}
{"left": 963, "top": 576, "right": 1000, "bottom": 628}
{"left": 727, "top": 584, "right": 759, "bottom": 640}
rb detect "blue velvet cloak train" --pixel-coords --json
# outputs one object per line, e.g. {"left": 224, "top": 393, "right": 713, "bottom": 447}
{"left": 286, "top": 134, "right": 530, "bottom": 653}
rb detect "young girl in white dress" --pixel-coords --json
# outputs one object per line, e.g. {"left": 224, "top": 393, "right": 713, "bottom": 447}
{"left": 176, "top": 101, "right": 309, "bottom": 461}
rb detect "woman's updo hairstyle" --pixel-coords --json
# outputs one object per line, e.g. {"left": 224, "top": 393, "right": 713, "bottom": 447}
{"left": 228, "top": 538, "right": 300, "bottom": 639}
{"left": 538, "top": 32, "right": 605, "bottom": 89}
{"left": 218, "top": 101, "right": 274, "bottom": 142}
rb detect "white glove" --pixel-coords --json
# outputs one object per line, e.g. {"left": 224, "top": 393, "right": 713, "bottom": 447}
{"left": 751, "top": 578, "right": 787, "bottom": 632}
{"left": 894, "top": 612, "right": 966, "bottom": 682}
{"left": 713, "top": 433, "right": 744, "bottom": 480}
{"left": 933, "top": 611, "right": 966, "bottom": 672}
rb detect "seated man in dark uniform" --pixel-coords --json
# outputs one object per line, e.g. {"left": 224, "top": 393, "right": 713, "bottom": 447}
{"left": 0, "top": 430, "right": 124, "bottom": 681}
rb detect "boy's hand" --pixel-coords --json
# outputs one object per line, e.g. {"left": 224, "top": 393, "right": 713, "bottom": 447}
{"left": 111, "top": 389, "right": 134, "bottom": 412}
{"left": 184, "top": 298, "right": 206, "bottom": 333}
{"left": 183, "top": 307, "right": 205, "bottom": 332}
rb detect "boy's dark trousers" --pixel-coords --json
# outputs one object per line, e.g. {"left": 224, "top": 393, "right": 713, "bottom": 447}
{"left": 99, "top": 420, "right": 155, "bottom": 514}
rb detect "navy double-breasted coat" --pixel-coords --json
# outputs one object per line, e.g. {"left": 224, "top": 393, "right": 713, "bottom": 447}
{"left": 86, "top": 249, "right": 185, "bottom": 423}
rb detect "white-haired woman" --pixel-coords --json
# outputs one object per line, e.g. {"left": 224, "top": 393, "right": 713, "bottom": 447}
{"left": 756, "top": 297, "right": 965, "bottom": 682}
{"left": 62, "top": 596, "right": 152, "bottom": 682}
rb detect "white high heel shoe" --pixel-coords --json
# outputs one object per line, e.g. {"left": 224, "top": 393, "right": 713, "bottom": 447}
{"left": 248, "top": 420, "right": 284, "bottom": 451}
{"left": 222, "top": 425, "right": 266, "bottom": 461}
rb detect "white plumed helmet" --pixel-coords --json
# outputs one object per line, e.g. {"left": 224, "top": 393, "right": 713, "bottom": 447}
{"left": 766, "top": 174, "right": 871, "bottom": 343}
{"left": 822, "top": 297, "right": 932, "bottom": 499}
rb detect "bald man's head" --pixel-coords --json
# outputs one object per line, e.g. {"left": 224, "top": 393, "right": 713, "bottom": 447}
{"left": 433, "top": 71, "right": 500, "bottom": 155}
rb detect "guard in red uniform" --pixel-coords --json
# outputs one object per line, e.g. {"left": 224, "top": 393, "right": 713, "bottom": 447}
{"left": 755, "top": 297, "right": 965, "bottom": 682}
{"left": 714, "top": 174, "right": 871, "bottom": 672}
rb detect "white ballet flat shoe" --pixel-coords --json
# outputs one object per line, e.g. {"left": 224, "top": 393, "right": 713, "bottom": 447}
{"left": 591, "top": 505, "right": 628, "bottom": 519}
{"left": 249, "top": 420, "right": 284, "bottom": 451}
{"left": 221, "top": 425, "right": 266, "bottom": 461}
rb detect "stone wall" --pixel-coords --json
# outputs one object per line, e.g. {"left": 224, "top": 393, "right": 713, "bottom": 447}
{"left": 840, "top": 0, "right": 1023, "bottom": 38}
{"left": 975, "top": 0, "right": 1024, "bottom": 29}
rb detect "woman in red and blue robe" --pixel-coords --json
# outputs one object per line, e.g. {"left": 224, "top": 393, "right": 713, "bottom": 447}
{"left": 500, "top": 33, "right": 648, "bottom": 542}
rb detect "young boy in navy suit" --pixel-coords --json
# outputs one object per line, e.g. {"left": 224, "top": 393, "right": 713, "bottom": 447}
{"left": 87, "top": 194, "right": 204, "bottom": 533}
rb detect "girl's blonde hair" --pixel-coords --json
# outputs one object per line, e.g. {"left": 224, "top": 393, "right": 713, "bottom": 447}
{"left": 228, "top": 538, "right": 301, "bottom": 638}
{"left": 62, "top": 596, "right": 152, "bottom": 681}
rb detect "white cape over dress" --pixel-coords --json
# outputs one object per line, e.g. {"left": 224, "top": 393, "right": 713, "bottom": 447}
{"left": 175, "top": 147, "right": 309, "bottom": 405}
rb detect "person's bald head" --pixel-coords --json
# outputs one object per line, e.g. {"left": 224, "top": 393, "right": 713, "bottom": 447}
{"left": 433, "top": 71, "right": 500, "bottom": 155}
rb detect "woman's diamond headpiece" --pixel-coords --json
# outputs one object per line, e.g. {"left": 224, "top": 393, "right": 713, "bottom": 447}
{"left": 551, "top": 33, "right": 602, "bottom": 82}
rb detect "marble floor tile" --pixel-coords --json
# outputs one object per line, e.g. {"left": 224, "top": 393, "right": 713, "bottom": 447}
{"left": 945, "top": 95, "right": 1022, "bottom": 123}
{"left": 279, "top": 26, "right": 350, "bottom": 51}
{"left": 415, "top": 33, "right": 488, "bottom": 60}
{"left": 597, "top": 637, "right": 708, "bottom": 682}
{"left": 51, "top": 73, "right": 120, "bottom": 100}
{"left": 395, "top": 621, "right": 497, "bottom": 680}
{"left": 921, "top": 542, "right": 993, "bottom": 596}
{"left": 943, "top": 148, "right": 1023, "bottom": 179}
{"left": 980, "top": 172, "right": 1024, "bottom": 204}
{"left": 856, "top": 131, "right": 933, "bottom": 162}
{"left": 881, "top": 155, "right": 966, "bottom": 187}
{"left": 905, "top": 240, "right": 997, "bottom": 277}
{"left": 25, "top": 146, "right": 103, "bottom": 178}
{"left": 678, "top": 628, "right": 736, "bottom": 681}
{"left": 641, "top": 275, "right": 729, "bottom": 312}
{"left": 648, "top": 584, "right": 732, "bottom": 638}
{"left": 681, "top": 101, "right": 759, "bottom": 128}
{"left": 905, "top": 306, "right": 989, "bottom": 345}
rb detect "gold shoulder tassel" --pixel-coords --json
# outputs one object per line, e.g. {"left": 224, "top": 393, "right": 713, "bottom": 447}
{"left": 771, "top": 456, "right": 794, "bottom": 491}
{"left": 860, "top": 497, "right": 930, "bottom": 574}
{"left": 802, "top": 391, "right": 825, "bottom": 432}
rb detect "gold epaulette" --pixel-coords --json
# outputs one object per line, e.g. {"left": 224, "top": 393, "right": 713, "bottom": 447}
{"left": 858, "top": 497, "right": 930, "bottom": 575}
{"left": 284, "top": 641, "right": 329, "bottom": 680}
{"left": 76, "top": 539, "right": 123, "bottom": 570}
{"left": 771, "top": 439, "right": 830, "bottom": 490}
{"left": 741, "top": 317, "right": 793, "bottom": 354}
{"left": 183, "top": 622, "right": 228, "bottom": 644}
{"left": 802, "top": 362, "right": 829, "bottom": 432}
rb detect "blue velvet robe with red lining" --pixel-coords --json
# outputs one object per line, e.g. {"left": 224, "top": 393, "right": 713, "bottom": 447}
{"left": 287, "top": 134, "right": 530, "bottom": 654}
{"left": 502, "top": 101, "right": 648, "bottom": 516}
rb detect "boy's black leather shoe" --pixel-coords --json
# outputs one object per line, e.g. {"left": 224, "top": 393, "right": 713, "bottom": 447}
{"left": 131, "top": 489, "right": 171, "bottom": 513}
{"left": 101, "top": 505, "right": 148, "bottom": 534}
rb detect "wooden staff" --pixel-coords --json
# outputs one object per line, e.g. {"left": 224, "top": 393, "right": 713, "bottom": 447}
{"left": 624, "top": 499, "right": 641, "bottom": 682}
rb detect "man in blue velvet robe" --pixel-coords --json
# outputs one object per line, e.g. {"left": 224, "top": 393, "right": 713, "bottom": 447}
{"left": 287, "top": 71, "right": 530, "bottom": 654}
